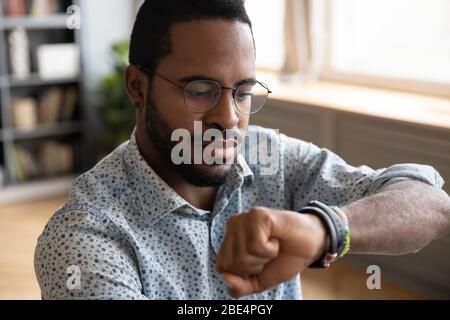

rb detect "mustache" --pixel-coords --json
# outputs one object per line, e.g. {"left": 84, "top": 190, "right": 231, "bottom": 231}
{"left": 192, "top": 128, "right": 243, "bottom": 144}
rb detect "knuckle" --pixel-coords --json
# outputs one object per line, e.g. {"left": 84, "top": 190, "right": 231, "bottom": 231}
{"left": 252, "top": 275, "right": 266, "bottom": 294}
{"left": 249, "top": 265, "right": 264, "bottom": 275}
{"left": 249, "top": 206, "right": 267, "bottom": 215}
{"left": 247, "top": 241, "right": 267, "bottom": 257}
{"left": 236, "top": 252, "right": 247, "bottom": 264}
{"left": 249, "top": 207, "right": 273, "bottom": 223}
{"left": 241, "top": 265, "right": 264, "bottom": 278}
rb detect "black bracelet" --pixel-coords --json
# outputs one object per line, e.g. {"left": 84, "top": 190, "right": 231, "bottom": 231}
{"left": 309, "top": 200, "right": 347, "bottom": 255}
{"left": 299, "top": 200, "right": 346, "bottom": 268}
{"left": 299, "top": 206, "right": 338, "bottom": 254}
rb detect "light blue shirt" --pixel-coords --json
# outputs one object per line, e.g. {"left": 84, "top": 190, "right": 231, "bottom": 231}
{"left": 34, "top": 126, "right": 444, "bottom": 299}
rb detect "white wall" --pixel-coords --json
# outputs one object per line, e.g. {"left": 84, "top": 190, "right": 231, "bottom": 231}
{"left": 79, "top": 0, "right": 137, "bottom": 88}
{"left": 76, "top": 0, "right": 139, "bottom": 163}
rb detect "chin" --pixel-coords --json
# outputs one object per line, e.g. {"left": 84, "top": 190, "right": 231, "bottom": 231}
{"left": 197, "top": 162, "right": 233, "bottom": 179}
{"left": 178, "top": 163, "right": 233, "bottom": 187}
{"left": 199, "top": 162, "right": 233, "bottom": 171}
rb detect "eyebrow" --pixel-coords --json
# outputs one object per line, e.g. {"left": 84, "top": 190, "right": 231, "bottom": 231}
{"left": 177, "top": 75, "right": 257, "bottom": 87}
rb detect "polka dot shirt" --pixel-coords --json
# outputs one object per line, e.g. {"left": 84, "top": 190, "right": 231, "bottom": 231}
{"left": 34, "top": 126, "right": 444, "bottom": 299}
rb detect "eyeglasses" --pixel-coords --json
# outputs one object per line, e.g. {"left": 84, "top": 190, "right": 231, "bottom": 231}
{"left": 135, "top": 64, "right": 271, "bottom": 115}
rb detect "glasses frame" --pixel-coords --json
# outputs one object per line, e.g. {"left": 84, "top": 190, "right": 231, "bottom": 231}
{"left": 135, "top": 64, "right": 271, "bottom": 115}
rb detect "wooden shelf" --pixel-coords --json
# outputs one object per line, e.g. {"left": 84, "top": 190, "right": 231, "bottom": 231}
{"left": 0, "top": 14, "right": 69, "bottom": 30}
{"left": 4, "top": 121, "right": 82, "bottom": 141}
{"left": 0, "top": 175, "right": 76, "bottom": 205}
{"left": 1, "top": 74, "right": 80, "bottom": 88}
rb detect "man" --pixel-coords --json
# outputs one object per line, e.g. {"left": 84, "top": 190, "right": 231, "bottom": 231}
{"left": 35, "top": 0, "right": 449, "bottom": 299}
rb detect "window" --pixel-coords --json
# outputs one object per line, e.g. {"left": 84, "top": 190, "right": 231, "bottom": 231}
{"left": 325, "top": 0, "right": 450, "bottom": 96}
{"left": 245, "top": 0, "right": 285, "bottom": 71}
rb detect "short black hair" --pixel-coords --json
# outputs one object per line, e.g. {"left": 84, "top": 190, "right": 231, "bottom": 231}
{"left": 129, "top": 0, "right": 254, "bottom": 72}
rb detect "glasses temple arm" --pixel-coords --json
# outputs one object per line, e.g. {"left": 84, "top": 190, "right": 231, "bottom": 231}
{"left": 135, "top": 64, "right": 185, "bottom": 90}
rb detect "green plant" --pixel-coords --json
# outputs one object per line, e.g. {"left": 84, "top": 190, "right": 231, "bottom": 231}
{"left": 97, "top": 41, "right": 135, "bottom": 152}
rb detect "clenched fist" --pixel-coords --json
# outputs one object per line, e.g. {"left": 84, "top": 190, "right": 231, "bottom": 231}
{"left": 216, "top": 207, "right": 328, "bottom": 298}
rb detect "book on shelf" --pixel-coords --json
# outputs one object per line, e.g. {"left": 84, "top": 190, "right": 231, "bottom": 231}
{"left": 0, "top": 167, "right": 4, "bottom": 186}
{"left": 12, "top": 98, "right": 39, "bottom": 130}
{"left": 40, "top": 141, "right": 74, "bottom": 176}
{"left": 14, "top": 141, "right": 74, "bottom": 182}
{"left": 60, "top": 86, "right": 78, "bottom": 122}
{"left": 30, "top": 0, "right": 59, "bottom": 17}
{"left": 40, "top": 86, "right": 79, "bottom": 124}
{"left": 4, "top": 0, "right": 27, "bottom": 16}
{"left": 8, "top": 27, "right": 31, "bottom": 80}
{"left": 13, "top": 148, "right": 25, "bottom": 182}
{"left": 39, "top": 86, "right": 64, "bottom": 124}
{"left": 4, "top": 0, "right": 61, "bottom": 17}
{"left": 14, "top": 146, "right": 40, "bottom": 182}
{"left": 12, "top": 86, "right": 78, "bottom": 130}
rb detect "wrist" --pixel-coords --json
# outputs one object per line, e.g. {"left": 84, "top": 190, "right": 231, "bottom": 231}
{"left": 298, "top": 201, "right": 350, "bottom": 268}
{"left": 301, "top": 213, "right": 329, "bottom": 263}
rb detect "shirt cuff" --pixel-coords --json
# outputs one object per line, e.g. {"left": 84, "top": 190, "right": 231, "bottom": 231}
{"left": 366, "top": 163, "right": 445, "bottom": 196}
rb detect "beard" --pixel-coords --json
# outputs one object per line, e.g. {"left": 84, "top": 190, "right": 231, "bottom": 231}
{"left": 143, "top": 97, "right": 236, "bottom": 187}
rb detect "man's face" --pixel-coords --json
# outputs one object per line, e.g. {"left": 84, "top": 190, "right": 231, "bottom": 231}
{"left": 143, "top": 20, "right": 256, "bottom": 187}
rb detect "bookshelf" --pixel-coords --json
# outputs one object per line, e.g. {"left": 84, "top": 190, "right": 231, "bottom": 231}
{"left": 0, "top": 0, "right": 87, "bottom": 199}
{"left": 0, "top": 13, "right": 69, "bottom": 29}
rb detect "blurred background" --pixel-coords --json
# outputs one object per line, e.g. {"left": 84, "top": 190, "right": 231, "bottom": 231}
{"left": 0, "top": 0, "right": 449, "bottom": 299}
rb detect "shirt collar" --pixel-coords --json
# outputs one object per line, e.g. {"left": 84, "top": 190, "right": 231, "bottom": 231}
{"left": 123, "top": 129, "right": 254, "bottom": 221}
{"left": 236, "top": 149, "right": 254, "bottom": 182}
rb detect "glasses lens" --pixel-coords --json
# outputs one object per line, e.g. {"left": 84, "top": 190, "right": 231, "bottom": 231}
{"left": 235, "top": 82, "right": 269, "bottom": 115}
{"left": 184, "top": 80, "right": 220, "bottom": 113}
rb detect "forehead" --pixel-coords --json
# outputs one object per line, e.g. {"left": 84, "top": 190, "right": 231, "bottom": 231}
{"left": 157, "top": 20, "right": 256, "bottom": 81}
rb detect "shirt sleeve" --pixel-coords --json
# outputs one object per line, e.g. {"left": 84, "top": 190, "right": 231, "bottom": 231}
{"left": 279, "top": 133, "right": 445, "bottom": 210}
{"left": 34, "top": 209, "right": 148, "bottom": 300}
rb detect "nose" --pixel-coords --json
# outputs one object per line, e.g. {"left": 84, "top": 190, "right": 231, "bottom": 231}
{"left": 204, "top": 89, "right": 240, "bottom": 130}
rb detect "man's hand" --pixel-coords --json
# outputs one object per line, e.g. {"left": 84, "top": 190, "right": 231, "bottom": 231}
{"left": 216, "top": 207, "right": 328, "bottom": 298}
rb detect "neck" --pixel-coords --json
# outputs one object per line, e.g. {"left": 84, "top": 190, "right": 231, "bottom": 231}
{"left": 135, "top": 128, "right": 217, "bottom": 211}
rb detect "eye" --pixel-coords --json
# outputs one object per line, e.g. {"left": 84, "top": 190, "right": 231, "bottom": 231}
{"left": 186, "top": 89, "right": 211, "bottom": 98}
{"left": 236, "top": 84, "right": 255, "bottom": 101}
{"left": 236, "top": 91, "right": 253, "bottom": 101}
{"left": 186, "top": 81, "right": 217, "bottom": 99}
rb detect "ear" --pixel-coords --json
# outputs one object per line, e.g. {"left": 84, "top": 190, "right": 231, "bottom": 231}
{"left": 125, "top": 65, "right": 149, "bottom": 109}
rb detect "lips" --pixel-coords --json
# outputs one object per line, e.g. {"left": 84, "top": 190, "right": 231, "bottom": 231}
{"left": 201, "top": 139, "right": 238, "bottom": 162}
{"left": 210, "top": 145, "right": 236, "bottom": 159}
{"left": 202, "top": 139, "right": 237, "bottom": 149}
